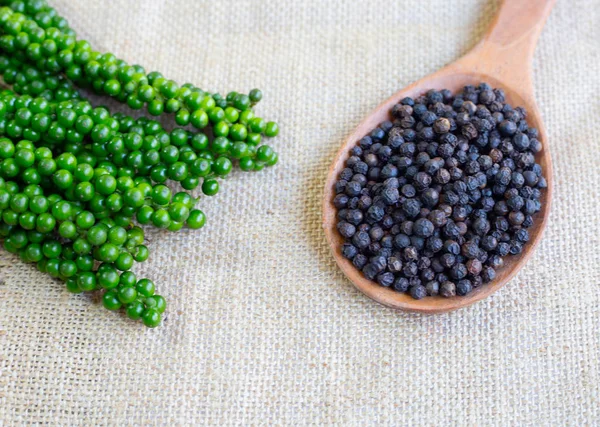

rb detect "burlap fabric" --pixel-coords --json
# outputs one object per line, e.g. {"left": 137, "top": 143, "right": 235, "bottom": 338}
{"left": 1, "top": 0, "right": 598, "bottom": 425}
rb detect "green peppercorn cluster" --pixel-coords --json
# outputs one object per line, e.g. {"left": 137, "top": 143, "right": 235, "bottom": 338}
{"left": 0, "top": 0, "right": 280, "bottom": 328}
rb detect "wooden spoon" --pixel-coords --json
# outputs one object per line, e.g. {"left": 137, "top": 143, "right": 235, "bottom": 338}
{"left": 323, "top": 0, "right": 555, "bottom": 313}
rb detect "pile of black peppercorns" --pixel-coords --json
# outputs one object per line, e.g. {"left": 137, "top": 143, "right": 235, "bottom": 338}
{"left": 334, "top": 83, "right": 546, "bottom": 299}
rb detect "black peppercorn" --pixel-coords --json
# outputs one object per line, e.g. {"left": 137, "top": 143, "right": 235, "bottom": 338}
{"left": 340, "top": 168, "right": 353, "bottom": 181}
{"left": 433, "top": 118, "right": 451, "bottom": 134}
{"left": 498, "top": 120, "right": 517, "bottom": 136}
{"left": 335, "top": 180, "right": 348, "bottom": 194}
{"left": 368, "top": 226, "right": 384, "bottom": 242}
{"left": 388, "top": 257, "right": 403, "bottom": 273}
{"left": 377, "top": 272, "right": 394, "bottom": 287}
{"left": 351, "top": 160, "right": 367, "bottom": 174}
{"left": 522, "top": 215, "right": 534, "bottom": 228}
{"left": 337, "top": 222, "right": 356, "bottom": 238}
{"left": 440, "top": 253, "right": 456, "bottom": 268}
{"left": 530, "top": 138, "right": 542, "bottom": 153}
{"left": 403, "top": 262, "right": 419, "bottom": 277}
{"left": 440, "top": 281, "right": 456, "bottom": 297}
{"left": 506, "top": 194, "right": 524, "bottom": 211}
{"left": 413, "top": 218, "right": 435, "bottom": 237}
{"left": 381, "top": 120, "right": 394, "bottom": 132}
{"left": 481, "top": 266, "right": 496, "bottom": 283}
{"left": 414, "top": 172, "right": 432, "bottom": 189}
{"left": 510, "top": 241, "right": 523, "bottom": 254}
{"left": 352, "top": 231, "right": 370, "bottom": 249}
{"left": 480, "top": 235, "right": 498, "bottom": 251}
{"left": 351, "top": 145, "right": 363, "bottom": 156}
{"left": 388, "top": 277, "right": 407, "bottom": 293}
{"left": 367, "top": 243, "right": 382, "bottom": 256}
{"left": 370, "top": 127, "right": 385, "bottom": 140}
{"left": 381, "top": 235, "right": 394, "bottom": 248}
{"left": 417, "top": 257, "right": 432, "bottom": 270}
{"left": 472, "top": 218, "right": 491, "bottom": 236}
{"left": 443, "top": 240, "right": 460, "bottom": 255}
{"left": 466, "top": 258, "right": 482, "bottom": 276}
{"left": 428, "top": 210, "right": 447, "bottom": 228}
{"left": 405, "top": 166, "right": 419, "bottom": 179}
{"left": 426, "top": 281, "right": 440, "bottom": 295}
{"left": 366, "top": 205, "right": 385, "bottom": 223}
{"left": 400, "top": 220, "right": 413, "bottom": 235}
{"left": 461, "top": 241, "right": 480, "bottom": 259}
{"left": 462, "top": 100, "right": 477, "bottom": 115}
{"left": 420, "top": 268, "right": 435, "bottom": 282}
{"left": 515, "top": 228, "right": 529, "bottom": 242}
{"left": 401, "top": 184, "right": 417, "bottom": 198}
{"left": 488, "top": 255, "right": 504, "bottom": 269}
{"left": 381, "top": 215, "right": 394, "bottom": 229}
{"left": 410, "top": 284, "right": 427, "bottom": 300}
{"left": 334, "top": 83, "right": 544, "bottom": 299}
{"left": 411, "top": 236, "right": 426, "bottom": 251}
{"left": 381, "top": 187, "right": 400, "bottom": 205}
{"left": 358, "top": 195, "right": 372, "bottom": 211}
{"left": 421, "top": 188, "right": 440, "bottom": 208}
{"left": 362, "top": 263, "right": 379, "bottom": 280}
{"left": 394, "top": 234, "right": 411, "bottom": 249}
{"left": 333, "top": 194, "right": 349, "bottom": 209}
{"left": 435, "top": 169, "right": 452, "bottom": 185}
{"left": 346, "top": 209, "right": 363, "bottom": 226}
{"left": 381, "top": 164, "right": 399, "bottom": 179}
{"left": 456, "top": 279, "right": 473, "bottom": 296}
{"left": 471, "top": 275, "right": 483, "bottom": 288}
{"left": 402, "top": 199, "right": 421, "bottom": 218}
{"left": 379, "top": 248, "right": 393, "bottom": 259}
{"left": 426, "top": 236, "right": 444, "bottom": 253}
{"left": 496, "top": 242, "right": 510, "bottom": 256}
{"left": 358, "top": 138, "right": 372, "bottom": 151}
{"left": 378, "top": 145, "right": 392, "bottom": 161}
{"left": 403, "top": 247, "right": 419, "bottom": 261}
{"left": 450, "top": 263, "right": 468, "bottom": 280}
{"left": 352, "top": 254, "right": 368, "bottom": 270}
{"left": 461, "top": 123, "right": 478, "bottom": 140}
{"left": 352, "top": 173, "right": 368, "bottom": 187}
{"left": 367, "top": 167, "right": 381, "bottom": 181}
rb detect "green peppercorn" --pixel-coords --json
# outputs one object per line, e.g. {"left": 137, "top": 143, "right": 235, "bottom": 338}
{"left": 132, "top": 244, "right": 149, "bottom": 262}
{"left": 265, "top": 121, "right": 279, "bottom": 137}
{"left": 239, "top": 157, "right": 255, "bottom": 171}
{"left": 249, "top": 89, "right": 262, "bottom": 104}
{"left": 102, "top": 289, "right": 121, "bottom": 310}
{"left": 0, "top": 7, "right": 280, "bottom": 328}
{"left": 186, "top": 209, "right": 206, "bottom": 229}
{"left": 168, "top": 202, "right": 189, "bottom": 223}
{"left": 77, "top": 271, "right": 97, "bottom": 292}
{"left": 115, "top": 252, "right": 134, "bottom": 271}
{"left": 97, "top": 267, "right": 120, "bottom": 289}
{"left": 126, "top": 301, "right": 144, "bottom": 320}
{"left": 151, "top": 208, "right": 170, "bottom": 229}
{"left": 212, "top": 157, "right": 232, "bottom": 176}
{"left": 202, "top": 178, "right": 219, "bottom": 196}
{"left": 142, "top": 308, "right": 160, "bottom": 328}
{"left": 136, "top": 278, "right": 155, "bottom": 297}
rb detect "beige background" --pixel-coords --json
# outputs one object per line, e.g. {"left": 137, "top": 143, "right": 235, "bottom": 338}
{"left": 1, "top": 0, "right": 599, "bottom": 425}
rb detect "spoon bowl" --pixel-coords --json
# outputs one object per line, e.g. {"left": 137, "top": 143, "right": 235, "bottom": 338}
{"left": 323, "top": 0, "right": 555, "bottom": 313}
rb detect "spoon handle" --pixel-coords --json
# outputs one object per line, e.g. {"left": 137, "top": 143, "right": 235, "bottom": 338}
{"left": 484, "top": 0, "right": 556, "bottom": 49}
{"left": 466, "top": 0, "right": 556, "bottom": 94}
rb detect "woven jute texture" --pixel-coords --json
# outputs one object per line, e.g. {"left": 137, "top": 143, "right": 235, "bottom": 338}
{"left": 1, "top": 0, "right": 599, "bottom": 425}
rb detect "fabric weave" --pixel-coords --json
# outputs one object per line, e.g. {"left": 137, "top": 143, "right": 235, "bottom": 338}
{"left": 1, "top": 0, "right": 599, "bottom": 425}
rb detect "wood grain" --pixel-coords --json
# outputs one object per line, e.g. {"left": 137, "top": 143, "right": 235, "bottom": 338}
{"left": 322, "top": 0, "right": 556, "bottom": 313}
